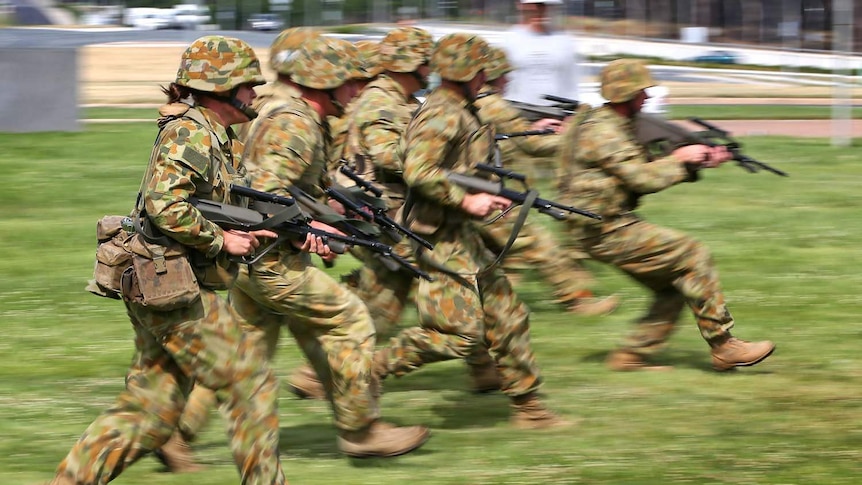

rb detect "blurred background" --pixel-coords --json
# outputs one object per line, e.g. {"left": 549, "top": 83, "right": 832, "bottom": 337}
{"left": 1, "top": 0, "right": 860, "bottom": 53}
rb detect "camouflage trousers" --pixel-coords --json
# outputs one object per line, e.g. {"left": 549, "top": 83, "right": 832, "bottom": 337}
{"left": 381, "top": 224, "right": 542, "bottom": 397}
{"left": 349, "top": 239, "right": 417, "bottom": 338}
{"left": 479, "top": 214, "right": 597, "bottom": 304}
{"left": 53, "top": 289, "right": 284, "bottom": 485}
{"left": 231, "top": 252, "right": 379, "bottom": 432}
{"left": 578, "top": 220, "right": 735, "bottom": 354}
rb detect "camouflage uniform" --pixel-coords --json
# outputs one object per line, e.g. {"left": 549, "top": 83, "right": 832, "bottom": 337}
{"left": 231, "top": 36, "right": 381, "bottom": 433}
{"left": 51, "top": 36, "right": 284, "bottom": 485}
{"left": 380, "top": 34, "right": 543, "bottom": 400}
{"left": 235, "top": 27, "right": 319, "bottom": 141}
{"left": 474, "top": 82, "right": 601, "bottom": 306}
{"left": 328, "top": 39, "right": 383, "bottom": 171}
{"left": 557, "top": 59, "right": 774, "bottom": 368}
{"left": 332, "top": 28, "right": 433, "bottom": 337}
{"left": 171, "top": 28, "right": 323, "bottom": 452}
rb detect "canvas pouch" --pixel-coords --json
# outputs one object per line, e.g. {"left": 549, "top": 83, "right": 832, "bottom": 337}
{"left": 120, "top": 233, "right": 200, "bottom": 311}
{"left": 87, "top": 215, "right": 133, "bottom": 300}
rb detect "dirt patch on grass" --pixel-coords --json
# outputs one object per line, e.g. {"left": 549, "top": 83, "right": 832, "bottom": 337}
{"left": 79, "top": 46, "right": 862, "bottom": 105}
{"left": 81, "top": 45, "right": 280, "bottom": 104}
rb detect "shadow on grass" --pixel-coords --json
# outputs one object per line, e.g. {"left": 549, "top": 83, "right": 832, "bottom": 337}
{"left": 581, "top": 348, "right": 777, "bottom": 374}
{"left": 429, "top": 391, "right": 511, "bottom": 429}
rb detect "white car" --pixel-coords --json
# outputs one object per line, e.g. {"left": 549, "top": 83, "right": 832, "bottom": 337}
{"left": 124, "top": 7, "right": 172, "bottom": 30}
{"left": 247, "top": 13, "right": 284, "bottom": 31}
{"left": 171, "top": 4, "right": 210, "bottom": 29}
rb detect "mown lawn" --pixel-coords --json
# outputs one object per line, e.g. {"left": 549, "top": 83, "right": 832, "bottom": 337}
{"left": 2, "top": 123, "right": 862, "bottom": 484}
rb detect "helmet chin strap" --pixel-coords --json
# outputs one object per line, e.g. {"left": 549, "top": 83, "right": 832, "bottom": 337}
{"left": 325, "top": 89, "right": 345, "bottom": 116}
{"left": 228, "top": 87, "right": 258, "bottom": 120}
{"left": 411, "top": 70, "right": 428, "bottom": 90}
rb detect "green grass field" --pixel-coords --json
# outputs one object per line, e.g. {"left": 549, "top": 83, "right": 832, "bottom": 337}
{"left": 2, "top": 122, "right": 862, "bottom": 484}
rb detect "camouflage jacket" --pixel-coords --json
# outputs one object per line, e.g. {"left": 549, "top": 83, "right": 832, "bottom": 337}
{"left": 242, "top": 82, "right": 331, "bottom": 201}
{"left": 143, "top": 103, "right": 246, "bottom": 258}
{"left": 556, "top": 105, "right": 697, "bottom": 233}
{"left": 327, "top": 94, "right": 362, "bottom": 168}
{"left": 403, "top": 87, "right": 495, "bottom": 235}
{"left": 339, "top": 75, "right": 421, "bottom": 211}
{"left": 475, "top": 84, "right": 558, "bottom": 163}
{"left": 236, "top": 80, "right": 301, "bottom": 142}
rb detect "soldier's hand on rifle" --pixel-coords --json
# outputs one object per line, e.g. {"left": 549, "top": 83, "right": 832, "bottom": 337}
{"left": 672, "top": 144, "right": 732, "bottom": 169}
{"left": 223, "top": 229, "right": 279, "bottom": 257}
{"left": 532, "top": 118, "right": 562, "bottom": 133}
{"left": 296, "top": 233, "right": 334, "bottom": 259}
{"left": 327, "top": 198, "right": 347, "bottom": 215}
{"left": 295, "top": 219, "right": 347, "bottom": 260}
{"left": 460, "top": 193, "right": 512, "bottom": 218}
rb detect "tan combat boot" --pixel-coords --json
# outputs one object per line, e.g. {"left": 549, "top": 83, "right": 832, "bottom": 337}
{"left": 567, "top": 294, "right": 620, "bottom": 316}
{"left": 510, "top": 392, "right": 571, "bottom": 430}
{"left": 287, "top": 363, "right": 326, "bottom": 400}
{"left": 153, "top": 431, "right": 203, "bottom": 473}
{"left": 710, "top": 336, "right": 775, "bottom": 371}
{"left": 606, "top": 349, "right": 673, "bottom": 372}
{"left": 468, "top": 361, "right": 502, "bottom": 393}
{"left": 337, "top": 420, "right": 430, "bottom": 458}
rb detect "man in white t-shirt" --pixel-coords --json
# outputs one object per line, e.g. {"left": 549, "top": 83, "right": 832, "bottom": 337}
{"left": 502, "top": 0, "right": 579, "bottom": 106}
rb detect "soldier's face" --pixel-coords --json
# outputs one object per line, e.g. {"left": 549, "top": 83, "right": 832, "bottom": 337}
{"left": 630, "top": 89, "right": 649, "bottom": 114}
{"left": 416, "top": 63, "right": 431, "bottom": 89}
{"left": 466, "top": 70, "right": 487, "bottom": 100}
{"left": 522, "top": 3, "right": 551, "bottom": 30}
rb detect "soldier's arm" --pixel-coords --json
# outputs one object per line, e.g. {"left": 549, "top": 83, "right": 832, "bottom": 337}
{"left": 358, "top": 92, "right": 406, "bottom": 174}
{"left": 246, "top": 112, "right": 318, "bottom": 198}
{"left": 144, "top": 119, "right": 225, "bottom": 257}
{"left": 481, "top": 94, "right": 558, "bottom": 158}
{"left": 403, "top": 107, "right": 467, "bottom": 208}
{"left": 580, "top": 118, "right": 695, "bottom": 194}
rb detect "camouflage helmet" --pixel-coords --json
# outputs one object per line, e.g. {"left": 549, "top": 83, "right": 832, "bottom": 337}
{"left": 379, "top": 27, "right": 434, "bottom": 73}
{"left": 175, "top": 35, "right": 265, "bottom": 93}
{"left": 289, "top": 36, "right": 364, "bottom": 90}
{"left": 269, "top": 27, "right": 321, "bottom": 75}
{"left": 355, "top": 40, "right": 383, "bottom": 78}
{"left": 431, "top": 33, "right": 490, "bottom": 82}
{"left": 329, "top": 37, "right": 367, "bottom": 80}
{"left": 485, "top": 46, "right": 512, "bottom": 82}
{"left": 600, "top": 59, "right": 656, "bottom": 103}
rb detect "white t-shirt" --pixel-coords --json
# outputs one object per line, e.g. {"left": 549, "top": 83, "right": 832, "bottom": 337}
{"left": 501, "top": 25, "right": 580, "bottom": 106}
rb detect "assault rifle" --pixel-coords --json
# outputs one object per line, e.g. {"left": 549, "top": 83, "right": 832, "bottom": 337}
{"left": 192, "top": 185, "right": 432, "bottom": 281}
{"left": 634, "top": 113, "right": 789, "bottom": 176}
{"left": 447, "top": 164, "right": 602, "bottom": 221}
{"left": 334, "top": 165, "right": 434, "bottom": 250}
{"left": 284, "top": 184, "right": 433, "bottom": 280}
{"left": 508, "top": 94, "right": 580, "bottom": 122}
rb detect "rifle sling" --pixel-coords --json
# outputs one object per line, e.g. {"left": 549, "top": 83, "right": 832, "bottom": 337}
{"left": 399, "top": 188, "right": 537, "bottom": 290}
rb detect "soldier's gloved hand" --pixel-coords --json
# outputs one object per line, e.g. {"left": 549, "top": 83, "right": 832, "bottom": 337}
{"left": 460, "top": 193, "right": 511, "bottom": 218}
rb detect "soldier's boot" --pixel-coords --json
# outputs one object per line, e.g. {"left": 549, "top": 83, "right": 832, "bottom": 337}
{"left": 337, "top": 420, "right": 430, "bottom": 458}
{"left": 468, "top": 361, "right": 502, "bottom": 393}
{"left": 567, "top": 294, "right": 620, "bottom": 316}
{"left": 606, "top": 349, "right": 673, "bottom": 371}
{"left": 510, "top": 392, "right": 571, "bottom": 430}
{"left": 152, "top": 431, "right": 204, "bottom": 473}
{"left": 287, "top": 363, "right": 326, "bottom": 400}
{"left": 710, "top": 335, "right": 775, "bottom": 371}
